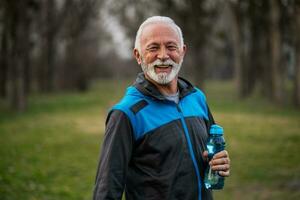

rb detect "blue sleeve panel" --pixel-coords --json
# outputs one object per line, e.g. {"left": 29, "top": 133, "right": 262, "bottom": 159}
{"left": 112, "top": 86, "right": 209, "bottom": 141}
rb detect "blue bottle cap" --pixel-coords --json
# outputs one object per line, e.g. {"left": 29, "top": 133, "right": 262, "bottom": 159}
{"left": 210, "top": 124, "right": 224, "bottom": 135}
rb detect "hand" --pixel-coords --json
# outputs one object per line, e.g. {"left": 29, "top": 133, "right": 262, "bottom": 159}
{"left": 203, "top": 150, "right": 230, "bottom": 177}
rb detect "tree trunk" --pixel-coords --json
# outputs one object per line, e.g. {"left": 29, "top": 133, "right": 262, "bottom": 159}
{"left": 260, "top": 30, "right": 273, "bottom": 99}
{"left": 269, "top": 0, "right": 284, "bottom": 104}
{"left": 24, "top": 2, "right": 33, "bottom": 96}
{"left": 0, "top": 17, "right": 8, "bottom": 98}
{"left": 37, "top": 0, "right": 56, "bottom": 92}
{"left": 239, "top": 17, "right": 253, "bottom": 97}
{"left": 45, "top": 0, "right": 56, "bottom": 91}
{"left": 6, "top": 1, "right": 30, "bottom": 111}
{"left": 228, "top": 2, "right": 243, "bottom": 97}
{"left": 295, "top": 47, "right": 300, "bottom": 107}
{"left": 228, "top": 1, "right": 255, "bottom": 98}
{"left": 294, "top": 4, "right": 300, "bottom": 106}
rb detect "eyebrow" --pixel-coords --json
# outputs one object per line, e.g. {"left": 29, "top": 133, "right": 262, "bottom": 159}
{"left": 146, "top": 43, "right": 159, "bottom": 47}
{"left": 166, "top": 42, "right": 178, "bottom": 46}
{"left": 146, "top": 41, "right": 179, "bottom": 48}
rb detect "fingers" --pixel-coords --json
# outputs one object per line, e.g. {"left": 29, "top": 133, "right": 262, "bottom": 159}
{"left": 209, "top": 150, "right": 230, "bottom": 167}
{"left": 208, "top": 150, "right": 231, "bottom": 177}
{"left": 211, "top": 163, "right": 230, "bottom": 171}
{"left": 212, "top": 150, "right": 229, "bottom": 159}
{"left": 218, "top": 170, "right": 230, "bottom": 177}
{"left": 210, "top": 157, "right": 230, "bottom": 166}
{"left": 210, "top": 161, "right": 230, "bottom": 177}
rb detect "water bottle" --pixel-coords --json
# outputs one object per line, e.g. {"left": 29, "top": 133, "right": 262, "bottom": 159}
{"left": 204, "top": 124, "right": 226, "bottom": 190}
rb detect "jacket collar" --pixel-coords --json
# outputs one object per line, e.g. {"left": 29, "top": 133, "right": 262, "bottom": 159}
{"left": 134, "top": 73, "right": 196, "bottom": 101}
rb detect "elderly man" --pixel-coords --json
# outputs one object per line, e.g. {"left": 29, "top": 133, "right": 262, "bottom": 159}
{"left": 93, "top": 16, "right": 230, "bottom": 200}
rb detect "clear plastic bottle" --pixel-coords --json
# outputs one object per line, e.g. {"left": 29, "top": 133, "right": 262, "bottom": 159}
{"left": 204, "top": 124, "right": 226, "bottom": 189}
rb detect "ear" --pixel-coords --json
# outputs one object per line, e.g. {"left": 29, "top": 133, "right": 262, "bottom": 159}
{"left": 182, "top": 44, "right": 187, "bottom": 57}
{"left": 133, "top": 49, "right": 142, "bottom": 65}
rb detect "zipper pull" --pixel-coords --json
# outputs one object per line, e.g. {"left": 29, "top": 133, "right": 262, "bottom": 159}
{"left": 176, "top": 105, "right": 182, "bottom": 113}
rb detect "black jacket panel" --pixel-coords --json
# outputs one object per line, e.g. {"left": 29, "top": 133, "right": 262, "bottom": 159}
{"left": 93, "top": 110, "right": 134, "bottom": 199}
{"left": 94, "top": 74, "right": 214, "bottom": 200}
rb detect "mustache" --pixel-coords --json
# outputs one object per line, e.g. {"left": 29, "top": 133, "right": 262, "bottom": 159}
{"left": 148, "top": 59, "right": 177, "bottom": 68}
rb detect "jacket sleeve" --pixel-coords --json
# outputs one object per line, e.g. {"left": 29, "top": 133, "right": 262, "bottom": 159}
{"left": 93, "top": 110, "right": 134, "bottom": 200}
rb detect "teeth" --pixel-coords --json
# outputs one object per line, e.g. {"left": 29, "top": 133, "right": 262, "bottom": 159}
{"left": 155, "top": 65, "right": 171, "bottom": 68}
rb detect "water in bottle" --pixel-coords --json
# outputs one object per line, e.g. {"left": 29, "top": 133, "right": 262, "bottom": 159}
{"left": 204, "top": 124, "right": 226, "bottom": 189}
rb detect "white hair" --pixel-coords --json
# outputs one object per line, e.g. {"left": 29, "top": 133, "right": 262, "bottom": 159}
{"left": 134, "top": 16, "right": 184, "bottom": 52}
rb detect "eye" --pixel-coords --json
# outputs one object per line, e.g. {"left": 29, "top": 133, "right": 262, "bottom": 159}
{"left": 146, "top": 46, "right": 159, "bottom": 52}
{"left": 167, "top": 45, "right": 178, "bottom": 51}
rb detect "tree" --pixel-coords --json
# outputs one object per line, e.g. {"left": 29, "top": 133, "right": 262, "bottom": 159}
{"left": 30, "top": 0, "right": 102, "bottom": 92}
{"left": 225, "top": 0, "right": 290, "bottom": 103}
{"left": 0, "top": 0, "right": 104, "bottom": 111}
{"left": 0, "top": 0, "right": 35, "bottom": 111}
{"left": 57, "top": 0, "right": 100, "bottom": 91}
{"left": 269, "top": 0, "right": 284, "bottom": 104}
{"left": 37, "top": 0, "right": 57, "bottom": 92}
{"left": 293, "top": 2, "right": 300, "bottom": 106}
{"left": 0, "top": 1, "right": 8, "bottom": 98}
{"left": 227, "top": 0, "right": 243, "bottom": 97}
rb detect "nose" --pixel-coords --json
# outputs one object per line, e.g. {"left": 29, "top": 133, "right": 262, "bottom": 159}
{"left": 157, "top": 47, "right": 169, "bottom": 61}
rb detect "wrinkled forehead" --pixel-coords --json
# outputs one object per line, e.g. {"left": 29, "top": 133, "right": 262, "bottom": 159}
{"left": 140, "top": 22, "right": 181, "bottom": 46}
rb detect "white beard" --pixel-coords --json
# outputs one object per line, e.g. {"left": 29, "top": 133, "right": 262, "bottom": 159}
{"left": 141, "top": 58, "right": 183, "bottom": 85}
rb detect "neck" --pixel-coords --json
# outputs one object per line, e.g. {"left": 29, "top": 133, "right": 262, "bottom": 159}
{"left": 146, "top": 75, "right": 178, "bottom": 96}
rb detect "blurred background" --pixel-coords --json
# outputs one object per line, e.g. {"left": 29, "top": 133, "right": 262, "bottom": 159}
{"left": 0, "top": 0, "right": 299, "bottom": 199}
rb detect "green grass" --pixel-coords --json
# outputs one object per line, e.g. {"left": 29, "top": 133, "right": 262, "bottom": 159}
{"left": 0, "top": 79, "right": 299, "bottom": 200}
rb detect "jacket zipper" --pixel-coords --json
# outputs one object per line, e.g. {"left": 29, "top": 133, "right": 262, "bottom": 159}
{"left": 176, "top": 104, "right": 202, "bottom": 200}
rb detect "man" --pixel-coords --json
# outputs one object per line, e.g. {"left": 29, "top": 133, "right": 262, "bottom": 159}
{"left": 93, "top": 16, "right": 230, "bottom": 200}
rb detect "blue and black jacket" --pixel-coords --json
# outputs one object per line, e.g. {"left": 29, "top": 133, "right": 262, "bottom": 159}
{"left": 94, "top": 73, "right": 214, "bottom": 200}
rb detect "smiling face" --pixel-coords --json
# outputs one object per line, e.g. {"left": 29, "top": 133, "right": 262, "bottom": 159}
{"left": 134, "top": 22, "right": 186, "bottom": 85}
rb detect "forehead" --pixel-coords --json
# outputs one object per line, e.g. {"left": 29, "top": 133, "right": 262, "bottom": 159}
{"left": 140, "top": 23, "right": 181, "bottom": 47}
